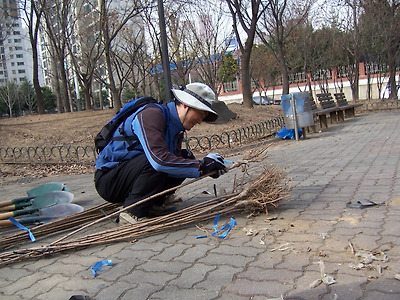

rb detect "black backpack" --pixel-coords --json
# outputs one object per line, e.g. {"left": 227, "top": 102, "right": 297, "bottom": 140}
{"left": 94, "top": 97, "right": 159, "bottom": 154}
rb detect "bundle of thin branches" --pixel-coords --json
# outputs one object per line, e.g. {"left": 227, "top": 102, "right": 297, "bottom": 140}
{"left": 0, "top": 203, "right": 120, "bottom": 251}
{"left": 0, "top": 162, "right": 290, "bottom": 266}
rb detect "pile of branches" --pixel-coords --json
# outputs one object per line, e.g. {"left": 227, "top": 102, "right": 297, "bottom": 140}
{"left": 0, "top": 146, "right": 290, "bottom": 266}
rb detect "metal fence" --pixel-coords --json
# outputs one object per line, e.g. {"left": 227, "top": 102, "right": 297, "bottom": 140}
{"left": 0, "top": 117, "right": 285, "bottom": 164}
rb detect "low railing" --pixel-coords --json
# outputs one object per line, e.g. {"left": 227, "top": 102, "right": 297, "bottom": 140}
{"left": 0, "top": 117, "right": 285, "bottom": 164}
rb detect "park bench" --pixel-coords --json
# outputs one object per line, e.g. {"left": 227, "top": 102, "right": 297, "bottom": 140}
{"left": 333, "top": 92, "right": 363, "bottom": 121}
{"left": 313, "top": 93, "right": 341, "bottom": 129}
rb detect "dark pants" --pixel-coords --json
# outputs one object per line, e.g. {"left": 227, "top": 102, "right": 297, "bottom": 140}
{"left": 94, "top": 154, "right": 184, "bottom": 217}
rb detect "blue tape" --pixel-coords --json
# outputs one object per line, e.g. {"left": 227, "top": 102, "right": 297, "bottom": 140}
{"left": 196, "top": 214, "right": 236, "bottom": 239}
{"left": 9, "top": 217, "right": 35, "bottom": 242}
{"left": 223, "top": 159, "right": 234, "bottom": 164}
{"left": 91, "top": 259, "right": 113, "bottom": 277}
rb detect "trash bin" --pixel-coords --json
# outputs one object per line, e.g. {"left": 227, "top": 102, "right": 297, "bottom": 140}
{"left": 281, "top": 92, "right": 314, "bottom": 129}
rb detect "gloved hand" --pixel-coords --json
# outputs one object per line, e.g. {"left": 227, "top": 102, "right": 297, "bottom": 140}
{"left": 199, "top": 153, "right": 228, "bottom": 178}
{"left": 181, "top": 149, "right": 195, "bottom": 159}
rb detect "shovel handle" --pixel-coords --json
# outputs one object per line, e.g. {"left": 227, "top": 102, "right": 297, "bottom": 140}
{"left": 0, "top": 200, "right": 33, "bottom": 212}
{"left": 0, "top": 196, "right": 34, "bottom": 208}
{"left": 0, "top": 207, "right": 38, "bottom": 220}
{"left": 0, "top": 211, "right": 14, "bottom": 220}
{"left": 0, "top": 204, "right": 17, "bottom": 212}
{"left": 0, "top": 219, "right": 13, "bottom": 226}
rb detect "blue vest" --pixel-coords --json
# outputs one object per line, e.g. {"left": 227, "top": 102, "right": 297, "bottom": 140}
{"left": 95, "top": 102, "right": 200, "bottom": 178}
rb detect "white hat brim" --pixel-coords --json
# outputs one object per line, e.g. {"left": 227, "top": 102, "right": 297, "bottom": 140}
{"left": 171, "top": 89, "right": 218, "bottom": 122}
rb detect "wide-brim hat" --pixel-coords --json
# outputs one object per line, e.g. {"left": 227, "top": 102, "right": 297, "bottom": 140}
{"left": 171, "top": 83, "right": 218, "bottom": 122}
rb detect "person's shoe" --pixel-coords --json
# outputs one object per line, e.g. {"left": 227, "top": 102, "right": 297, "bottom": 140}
{"left": 148, "top": 204, "right": 178, "bottom": 217}
{"left": 164, "top": 194, "right": 183, "bottom": 205}
{"left": 118, "top": 212, "right": 147, "bottom": 226}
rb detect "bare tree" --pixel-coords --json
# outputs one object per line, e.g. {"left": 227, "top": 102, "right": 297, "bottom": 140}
{"left": 42, "top": 0, "right": 72, "bottom": 112}
{"left": 19, "top": 80, "right": 36, "bottom": 113}
{"left": 185, "top": 0, "right": 232, "bottom": 97}
{"left": 20, "top": 0, "right": 46, "bottom": 114}
{"left": 225, "top": 0, "right": 268, "bottom": 108}
{"left": 256, "top": 0, "right": 314, "bottom": 96}
{"left": 65, "top": 0, "right": 104, "bottom": 111}
{"left": 99, "top": 0, "right": 148, "bottom": 112}
{"left": 0, "top": 81, "right": 18, "bottom": 117}
{"left": 361, "top": 0, "right": 400, "bottom": 100}
{"left": 118, "top": 25, "right": 150, "bottom": 99}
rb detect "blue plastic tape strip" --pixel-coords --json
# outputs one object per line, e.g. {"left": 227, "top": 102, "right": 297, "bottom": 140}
{"left": 9, "top": 217, "right": 35, "bottom": 242}
{"left": 223, "top": 159, "right": 234, "bottom": 164}
{"left": 91, "top": 259, "right": 113, "bottom": 277}
{"left": 196, "top": 214, "right": 236, "bottom": 239}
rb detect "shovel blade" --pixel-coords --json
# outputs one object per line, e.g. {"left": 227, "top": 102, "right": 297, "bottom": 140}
{"left": 16, "top": 203, "right": 84, "bottom": 224}
{"left": 26, "top": 182, "right": 68, "bottom": 197}
{"left": 30, "top": 191, "right": 74, "bottom": 208}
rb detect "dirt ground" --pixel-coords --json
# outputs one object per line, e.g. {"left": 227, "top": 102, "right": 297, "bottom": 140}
{"left": 0, "top": 103, "right": 283, "bottom": 185}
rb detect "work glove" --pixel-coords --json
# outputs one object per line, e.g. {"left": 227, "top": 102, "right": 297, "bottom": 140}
{"left": 181, "top": 149, "right": 195, "bottom": 160}
{"left": 199, "top": 153, "right": 228, "bottom": 178}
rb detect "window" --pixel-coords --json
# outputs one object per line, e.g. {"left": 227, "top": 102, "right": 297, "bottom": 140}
{"left": 11, "top": 62, "right": 14, "bottom": 66}
{"left": 10, "top": 54, "right": 13, "bottom": 58}
{"left": 8, "top": 39, "right": 12, "bottom": 43}
{"left": 18, "top": 69, "right": 25, "bottom": 74}
{"left": 17, "top": 62, "right": 24, "bottom": 66}
{"left": 13, "top": 31, "right": 20, "bottom": 35}
{"left": 16, "top": 54, "right": 23, "bottom": 58}
{"left": 14, "top": 39, "right": 21, "bottom": 43}
{"left": 15, "top": 46, "right": 22, "bottom": 50}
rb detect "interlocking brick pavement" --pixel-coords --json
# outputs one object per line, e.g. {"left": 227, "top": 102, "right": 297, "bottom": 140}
{"left": 1, "top": 111, "right": 400, "bottom": 299}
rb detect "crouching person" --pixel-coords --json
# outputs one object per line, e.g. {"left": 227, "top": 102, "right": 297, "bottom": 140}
{"left": 94, "top": 83, "right": 228, "bottom": 225}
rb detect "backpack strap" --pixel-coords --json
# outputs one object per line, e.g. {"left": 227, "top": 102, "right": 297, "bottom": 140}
{"left": 113, "top": 103, "right": 167, "bottom": 151}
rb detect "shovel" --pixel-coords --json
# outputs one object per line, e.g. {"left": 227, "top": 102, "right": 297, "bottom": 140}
{"left": 0, "top": 191, "right": 74, "bottom": 218}
{"left": 0, "top": 182, "right": 68, "bottom": 208}
{"left": 0, "top": 203, "right": 84, "bottom": 226}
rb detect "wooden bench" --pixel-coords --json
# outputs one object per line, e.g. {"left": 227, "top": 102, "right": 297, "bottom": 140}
{"left": 313, "top": 93, "right": 341, "bottom": 129}
{"left": 333, "top": 92, "right": 363, "bottom": 121}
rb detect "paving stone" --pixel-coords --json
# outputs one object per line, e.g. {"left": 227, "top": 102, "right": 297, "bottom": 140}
{"left": 238, "top": 266, "right": 302, "bottom": 284}
{"left": 1, "top": 272, "right": 52, "bottom": 296}
{"left": 151, "top": 285, "right": 219, "bottom": 299}
{"left": 35, "top": 286, "right": 80, "bottom": 300}
{"left": 138, "top": 259, "right": 190, "bottom": 274}
{"left": 195, "top": 265, "right": 241, "bottom": 291}
{"left": 198, "top": 252, "right": 254, "bottom": 268}
{"left": 364, "top": 278, "right": 400, "bottom": 294}
{"left": 363, "top": 291, "right": 400, "bottom": 300}
{"left": 14, "top": 274, "right": 68, "bottom": 299}
{"left": 152, "top": 243, "right": 192, "bottom": 261}
{"left": 122, "top": 269, "right": 177, "bottom": 285}
{"left": 119, "top": 283, "right": 160, "bottom": 300}
{"left": 224, "top": 278, "right": 292, "bottom": 298}
{"left": 174, "top": 244, "right": 215, "bottom": 263}
{"left": 169, "top": 263, "right": 215, "bottom": 288}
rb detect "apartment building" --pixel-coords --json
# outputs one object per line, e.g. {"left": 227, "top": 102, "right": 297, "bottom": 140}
{"left": 0, "top": 0, "right": 42, "bottom": 86}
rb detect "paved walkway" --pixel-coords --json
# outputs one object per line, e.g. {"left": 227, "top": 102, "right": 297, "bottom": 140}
{"left": 1, "top": 111, "right": 400, "bottom": 300}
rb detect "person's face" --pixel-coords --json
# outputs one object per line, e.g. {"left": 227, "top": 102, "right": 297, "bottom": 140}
{"left": 179, "top": 105, "right": 209, "bottom": 131}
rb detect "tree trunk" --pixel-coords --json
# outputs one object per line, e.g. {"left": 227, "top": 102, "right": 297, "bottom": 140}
{"left": 32, "top": 47, "right": 45, "bottom": 114}
{"left": 240, "top": 47, "right": 253, "bottom": 108}
{"left": 59, "top": 60, "right": 71, "bottom": 112}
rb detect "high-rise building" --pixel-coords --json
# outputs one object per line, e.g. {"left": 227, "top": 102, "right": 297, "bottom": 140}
{"left": 0, "top": 0, "right": 43, "bottom": 86}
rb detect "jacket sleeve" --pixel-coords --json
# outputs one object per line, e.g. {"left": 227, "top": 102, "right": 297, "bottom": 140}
{"left": 132, "top": 106, "right": 201, "bottom": 178}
